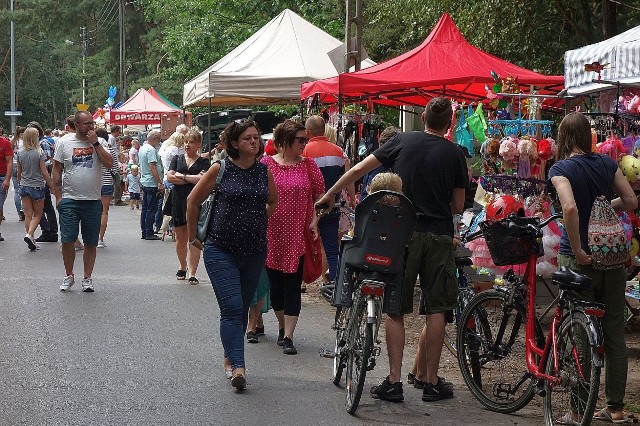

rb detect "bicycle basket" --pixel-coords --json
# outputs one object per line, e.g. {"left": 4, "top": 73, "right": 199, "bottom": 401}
{"left": 480, "top": 216, "right": 543, "bottom": 266}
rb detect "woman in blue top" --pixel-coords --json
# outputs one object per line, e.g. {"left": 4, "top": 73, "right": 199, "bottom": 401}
{"left": 186, "top": 120, "right": 278, "bottom": 391}
{"left": 549, "top": 112, "right": 637, "bottom": 423}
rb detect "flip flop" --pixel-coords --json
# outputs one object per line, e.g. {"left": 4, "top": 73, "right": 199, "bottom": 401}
{"left": 557, "top": 413, "right": 580, "bottom": 426}
{"left": 593, "top": 408, "right": 633, "bottom": 424}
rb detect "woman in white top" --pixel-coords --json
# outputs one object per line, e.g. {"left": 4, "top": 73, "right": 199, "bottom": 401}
{"left": 16, "top": 128, "right": 55, "bottom": 251}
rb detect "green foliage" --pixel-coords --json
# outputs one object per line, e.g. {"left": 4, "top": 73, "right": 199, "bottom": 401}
{"left": 1, "top": 0, "right": 640, "bottom": 131}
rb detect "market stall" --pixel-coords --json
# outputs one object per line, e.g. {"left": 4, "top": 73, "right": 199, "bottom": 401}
{"left": 301, "top": 13, "right": 564, "bottom": 107}
{"left": 182, "top": 8, "right": 375, "bottom": 107}
{"left": 109, "top": 88, "right": 186, "bottom": 125}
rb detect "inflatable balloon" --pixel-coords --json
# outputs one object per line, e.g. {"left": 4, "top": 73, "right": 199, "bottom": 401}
{"left": 619, "top": 155, "right": 640, "bottom": 183}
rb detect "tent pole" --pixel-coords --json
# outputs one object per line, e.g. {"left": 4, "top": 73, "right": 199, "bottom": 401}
{"left": 208, "top": 97, "right": 212, "bottom": 152}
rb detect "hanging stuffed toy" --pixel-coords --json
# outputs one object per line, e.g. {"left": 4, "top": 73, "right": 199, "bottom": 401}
{"left": 481, "top": 137, "right": 501, "bottom": 174}
{"left": 499, "top": 137, "right": 518, "bottom": 172}
{"left": 598, "top": 134, "right": 626, "bottom": 160}
{"left": 518, "top": 137, "right": 536, "bottom": 179}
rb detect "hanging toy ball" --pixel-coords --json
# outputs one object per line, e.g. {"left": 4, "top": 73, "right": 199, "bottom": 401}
{"left": 486, "top": 195, "right": 524, "bottom": 222}
{"left": 619, "top": 155, "right": 640, "bottom": 183}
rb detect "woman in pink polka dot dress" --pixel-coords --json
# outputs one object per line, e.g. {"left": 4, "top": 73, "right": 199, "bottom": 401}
{"left": 261, "top": 120, "right": 325, "bottom": 355}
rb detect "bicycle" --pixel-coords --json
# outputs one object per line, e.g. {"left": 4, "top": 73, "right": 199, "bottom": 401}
{"left": 442, "top": 255, "right": 475, "bottom": 358}
{"left": 317, "top": 190, "right": 416, "bottom": 414}
{"left": 458, "top": 214, "right": 605, "bottom": 425}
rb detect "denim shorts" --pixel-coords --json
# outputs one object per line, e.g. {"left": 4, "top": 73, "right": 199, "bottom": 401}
{"left": 129, "top": 192, "right": 141, "bottom": 200}
{"left": 19, "top": 185, "right": 46, "bottom": 201}
{"left": 101, "top": 184, "right": 114, "bottom": 196}
{"left": 57, "top": 198, "right": 103, "bottom": 246}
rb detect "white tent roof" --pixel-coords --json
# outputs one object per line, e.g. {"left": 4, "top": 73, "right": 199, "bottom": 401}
{"left": 565, "top": 25, "right": 640, "bottom": 96}
{"left": 182, "top": 9, "right": 374, "bottom": 107}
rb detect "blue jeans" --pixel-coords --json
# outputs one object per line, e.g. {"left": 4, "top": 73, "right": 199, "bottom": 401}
{"left": 318, "top": 214, "right": 340, "bottom": 281}
{"left": 140, "top": 186, "right": 160, "bottom": 237}
{"left": 12, "top": 167, "right": 21, "bottom": 213}
{"left": 203, "top": 244, "right": 266, "bottom": 370}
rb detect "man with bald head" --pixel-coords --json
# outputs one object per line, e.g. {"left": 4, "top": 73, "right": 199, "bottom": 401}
{"left": 303, "top": 115, "right": 355, "bottom": 287}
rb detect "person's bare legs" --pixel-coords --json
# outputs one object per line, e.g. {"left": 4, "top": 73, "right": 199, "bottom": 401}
{"left": 412, "top": 324, "right": 428, "bottom": 380}
{"left": 424, "top": 312, "right": 446, "bottom": 385}
{"left": 82, "top": 245, "right": 97, "bottom": 278}
{"left": 61, "top": 242, "right": 76, "bottom": 275}
{"left": 29, "top": 199, "right": 44, "bottom": 236}
{"left": 174, "top": 225, "right": 188, "bottom": 271}
{"left": 248, "top": 299, "right": 264, "bottom": 333}
{"left": 386, "top": 314, "right": 405, "bottom": 383}
{"left": 98, "top": 196, "right": 111, "bottom": 241}
{"left": 284, "top": 315, "right": 298, "bottom": 340}
{"left": 21, "top": 197, "right": 34, "bottom": 234}
{"left": 187, "top": 243, "right": 201, "bottom": 279}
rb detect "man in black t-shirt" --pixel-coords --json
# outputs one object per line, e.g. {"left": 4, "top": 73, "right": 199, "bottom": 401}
{"left": 316, "top": 97, "right": 468, "bottom": 404}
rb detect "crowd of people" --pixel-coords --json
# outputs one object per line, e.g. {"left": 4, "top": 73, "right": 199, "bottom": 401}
{"left": 0, "top": 98, "right": 631, "bottom": 419}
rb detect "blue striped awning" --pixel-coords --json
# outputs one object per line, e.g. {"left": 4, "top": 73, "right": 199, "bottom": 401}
{"left": 564, "top": 25, "right": 640, "bottom": 96}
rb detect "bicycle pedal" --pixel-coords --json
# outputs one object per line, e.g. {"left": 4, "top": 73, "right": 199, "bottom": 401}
{"left": 319, "top": 349, "right": 336, "bottom": 359}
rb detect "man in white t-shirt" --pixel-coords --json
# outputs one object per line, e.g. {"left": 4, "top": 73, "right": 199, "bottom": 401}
{"left": 52, "top": 111, "right": 114, "bottom": 293}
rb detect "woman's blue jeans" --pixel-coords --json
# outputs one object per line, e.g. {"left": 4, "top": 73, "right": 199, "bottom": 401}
{"left": 203, "top": 243, "right": 266, "bottom": 370}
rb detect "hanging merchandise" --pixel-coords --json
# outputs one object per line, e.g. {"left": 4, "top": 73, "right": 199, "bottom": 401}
{"left": 466, "top": 103, "right": 488, "bottom": 143}
{"left": 455, "top": 105, "right": 474, "bottom": 157}
{"left": 517, "top": 137, "right": 537, "bottom": 179}
{"left": 498, "top": 136, "right": 518, "bottom": 172}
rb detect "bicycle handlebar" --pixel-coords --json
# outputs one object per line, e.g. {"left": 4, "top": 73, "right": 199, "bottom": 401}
{"left": 462, "top": 213, "right": 563, "bottom": 243}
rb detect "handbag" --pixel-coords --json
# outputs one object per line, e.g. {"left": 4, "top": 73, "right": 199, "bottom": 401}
{"left": 196, "top": 159, "right": 226, "bottom": 242}
{"left": 588, "top": 195, "right": 629, "bottom": 270}
{"left": 302, "top": 158, "right": 323, "bottom": 284}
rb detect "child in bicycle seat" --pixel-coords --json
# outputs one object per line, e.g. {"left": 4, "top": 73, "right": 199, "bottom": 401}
{"left": 367, "top": 172, "right": 403, "bottom": 206}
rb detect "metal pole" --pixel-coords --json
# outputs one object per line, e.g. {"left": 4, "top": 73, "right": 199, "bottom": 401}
{"left": 81, "top": 26, "right": 87, "bottom": 105}
{"left": 10, "top": 0, "right": 16, "bottom": 134}
{"left": 344, "top": 0, "right": 354, "bottom": 73}
{"left": 119, "top": 0, "right": 126, "bottom": 102}
{"left": 354, "top": 0, "right": 363, "bottom": 71}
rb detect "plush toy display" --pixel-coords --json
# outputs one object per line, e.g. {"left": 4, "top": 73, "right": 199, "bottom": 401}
{"left": 598, "top": 134, "right": 627, "bottom": 160}
{"left": 499, "top": 137, "right": 518, "bottom": 171}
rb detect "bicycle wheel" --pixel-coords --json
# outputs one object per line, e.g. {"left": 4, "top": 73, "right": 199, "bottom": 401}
{"left": 543, "top": 312, "right": 601, "bottom": 426}
{"left": 333, "top": 306, "right": 349, "bottom": 386}
{"left": 344, "top": 297, "right": 372, "bottom": 415}
{"left": 457, "top": 289, "right": 535, "bottom": 413}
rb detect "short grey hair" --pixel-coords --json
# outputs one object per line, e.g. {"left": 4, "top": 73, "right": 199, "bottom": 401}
{"left": 176, "top": 124, "right": 188, "bottom": 134}
{"left": 147, "top": 130, "right": 161, "bottom": 141}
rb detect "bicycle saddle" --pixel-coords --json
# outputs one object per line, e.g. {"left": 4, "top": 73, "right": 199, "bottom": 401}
{"left": 551, "top": 266, "right": 592, "bottom": 291}
{"left": 455, "top": 256, "right": 473, "bottom": 267}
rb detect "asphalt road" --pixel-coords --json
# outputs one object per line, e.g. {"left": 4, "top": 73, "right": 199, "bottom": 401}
{"left": 0, "top": 197, "right": 542, "bottom": 425}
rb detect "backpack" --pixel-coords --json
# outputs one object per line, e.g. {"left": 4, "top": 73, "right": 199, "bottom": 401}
{"left": 588, "top": 195, "right": 629, "bottom": 270}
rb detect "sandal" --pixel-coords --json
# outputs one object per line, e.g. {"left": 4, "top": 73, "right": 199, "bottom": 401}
{"left": 593, "top": 408, "right": 633, "bottom": 424}
{"left": 188, "top": 277, "right": 199, "bottom": 285}
{"left": 557, "top": 412, "right": 580, "bottom": 425}
{"left": 176, "top": 270, "right": 187, "bottom": 280}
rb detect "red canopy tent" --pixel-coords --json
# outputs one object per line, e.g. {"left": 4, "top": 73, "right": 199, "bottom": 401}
{"left": 109, "top": 88, "right": 184, "bottom": 125}
{"left": 301, "top": 13, "right": 564, "bottom": 107}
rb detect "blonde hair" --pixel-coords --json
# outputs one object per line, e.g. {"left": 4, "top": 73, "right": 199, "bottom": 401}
{"left": 165, "top": 131, "right": 186, "bottom": 149}
{"left": 324, "top": 125, "right": 337, "bottom": 144}
{"left": 369, "top": 172, "right": 403, "bottom": 206}
{"left": 22, "top": 128, "right": 41, "bottom": 152}
{"left": 369, "top": 172, "right": 402, "bottom": 193}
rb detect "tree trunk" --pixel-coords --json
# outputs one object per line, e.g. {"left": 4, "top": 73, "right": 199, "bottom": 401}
{"left": 602, "top": 0, "right": 617, "bottom": 39}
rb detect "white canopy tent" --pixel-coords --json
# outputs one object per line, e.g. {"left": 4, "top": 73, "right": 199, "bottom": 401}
{"left": 564, "top": 25, "right": 640, "bottom": 96}
{"left": 182, "top": 9, "right": 374, "bottom": 107}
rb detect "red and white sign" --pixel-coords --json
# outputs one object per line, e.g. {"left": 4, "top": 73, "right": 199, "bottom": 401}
{"left": 365, "top": 254, "right": 392, "bottom": 266}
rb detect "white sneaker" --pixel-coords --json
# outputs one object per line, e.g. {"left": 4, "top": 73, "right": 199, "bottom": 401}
{"left": 60, "top": 274, "right": 75, "bottom": 291}
{"left": 81, "top": 277, "right": 94, "bottom": 292}
{"left": 97, "top": 240, "right": 106, "bottom": 248}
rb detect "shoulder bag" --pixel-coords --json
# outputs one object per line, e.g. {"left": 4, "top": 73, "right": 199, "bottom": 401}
{"left": 196, "top": 159, "right": 226, "bottom": 242}
{"left": 302, "top": 158, "right": 323, "bottom": 284}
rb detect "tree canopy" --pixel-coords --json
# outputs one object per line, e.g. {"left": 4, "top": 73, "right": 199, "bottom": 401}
{"left": 0, "top": 0, "right": 638, "bottom": 130}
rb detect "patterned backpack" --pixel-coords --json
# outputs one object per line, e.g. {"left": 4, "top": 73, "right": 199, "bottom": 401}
{"left": 588, "top": 195, "right": 629, "bottom": 270}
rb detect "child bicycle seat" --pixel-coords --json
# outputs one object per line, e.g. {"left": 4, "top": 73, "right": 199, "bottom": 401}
{"left": 333, "top": 191, "right": 416, "bottom": 312}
